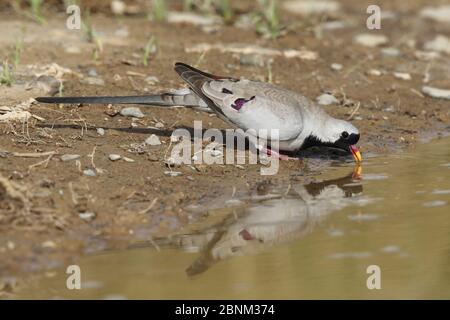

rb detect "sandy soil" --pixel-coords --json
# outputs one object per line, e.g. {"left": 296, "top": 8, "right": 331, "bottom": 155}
{"left": 0, "top": 0, "right": 449, "bottom": 294}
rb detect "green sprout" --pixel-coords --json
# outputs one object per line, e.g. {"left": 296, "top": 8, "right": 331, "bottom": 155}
{"left": 142, "top": 36, "right": 158, "bottom": 67}
{"left": 152, "top": 0, "right": 167, "bottom": 21}
{"left": 13, "top": 37, "right": 23, "bottom": 69}
{"left": 82, "top": 15, "right": 103, "bottom": 61}
{"left": 218, "top": 0, "right": 233, "bottom": 23}
{"left": 253, "top": 0, "right": 283, "bottom": 39}
{"left": 0, "top": 61, "right": 14, "bottom": 86}
{"left": 28, "top": 0, "right": 46, "bottom": 24}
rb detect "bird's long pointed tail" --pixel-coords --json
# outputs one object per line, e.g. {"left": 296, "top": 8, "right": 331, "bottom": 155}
{"left": 35, "top": 91, "right": 204, "bottom": 108}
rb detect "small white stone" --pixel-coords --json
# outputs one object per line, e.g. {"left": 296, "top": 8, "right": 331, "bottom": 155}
{"left": 283, "top": 0, "right": 341, "bottom": 15}
{"left": 123, "top": 157, "right": 135, "bottom": 163}
{"left": 111, "top": 0, "right": 126, "bottom": 15}
{"left": 120, "top": 107, "right": 144, "bottom": 118}
{"left": 108, "top": 154, "right": 122, "bottom": 161}
{"left": 330, "top": 63, "right": 343, "bottom": 71}
{"left": 354, "top": 33, "right": 388, "bottom": 47}
{"left": 393, "top": 72, "right": 411, "bottom": 81}
{"left": 145, "top": 134, "right": 161, "bottom": 146}
{"left": 424, "top": 35, "right": 450, "bottom": 54}
{"left": 61, "top": 154, "right": 81, "bottom": 162}
{"left": 367, "top": 69, "right": 382, "bottom": 76}
{"left": 154, "top": 122, "right": 164, "bottom": 129}
{"left": 164, "top": 171, "right": 182, "bottom": 177}
{"left": 83, "top": 169, "right": 96, "bottom": 177}
{"left": 79, "top": 211, "right": 96, "bottom": 221}
{"left": 81, "top": 77, "right": 105, "bottom": 86}
{"left": 420, "top": 5, "right": 450, "bottom": 23}
{"left": 422, "top": 86, "right": 450, "bottom": 100}
{"left": 316, "top": 93, "right": 339, "bottom": 105}
{"left": 381, "top": 47, "right": 400, "bottom": 57}
{"left": 96, "top": 128, "right": 105, "bottom": 136}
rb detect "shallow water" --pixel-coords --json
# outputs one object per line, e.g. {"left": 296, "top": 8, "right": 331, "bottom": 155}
{"left": 16, "top": 138, "right": 450, "bottom": 299}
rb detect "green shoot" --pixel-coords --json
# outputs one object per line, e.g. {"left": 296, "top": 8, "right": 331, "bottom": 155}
{"left": 218, "top": 0, "right": 233, "bottom": 23}
{"left": 82, "top": 15, "right": 103, "bottom": 60}
{"left": 142, "top": 36, "right": 158, "bottom": 67}
{"left": 0, "top": 61, "right": 14, "bottom": 86}
{"left": 253, "top": 0, "right": 283, "bottom": 39}
{"left": 28, "top": 0, "right": 46, "bottom": 24}
{"left": 13, "top": 37, "right": 23, "bottom": 69}
{"left": 152, "top": 0, "right": 167, "bottom": 21}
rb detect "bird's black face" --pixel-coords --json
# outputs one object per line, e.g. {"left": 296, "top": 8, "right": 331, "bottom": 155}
{"left": 332, "top": 131, "right": 360, "bottom": 151}
{"left": 300, "top": 131, "right": 362, "bottom": 162}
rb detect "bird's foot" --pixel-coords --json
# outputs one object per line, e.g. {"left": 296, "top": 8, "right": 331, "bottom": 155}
{"left": 260, "top": 147, "right": 297, "bottom": 161}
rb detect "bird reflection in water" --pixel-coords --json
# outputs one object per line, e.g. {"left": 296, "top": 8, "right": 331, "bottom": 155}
{"left": 161, "top": 166, "right": 363, "bottom": 277}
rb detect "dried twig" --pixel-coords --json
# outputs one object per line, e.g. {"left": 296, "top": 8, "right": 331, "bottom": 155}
{"left": 347, "top": 102, "right": 361, "bottom": 121}
{"left": 28, "top": 151, "right": 55, "bottom": 172}
{"left": 139, "top": 197, "right": 159, "bottom": 215}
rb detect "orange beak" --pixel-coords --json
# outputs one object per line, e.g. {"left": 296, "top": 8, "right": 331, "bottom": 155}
{"left": 349, "top": 145, "right": 362, "bottom": 163}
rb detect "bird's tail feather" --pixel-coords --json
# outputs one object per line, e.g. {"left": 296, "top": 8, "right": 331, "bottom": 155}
{"left": 35, "top": 92, "right": 202, "bottom": 107}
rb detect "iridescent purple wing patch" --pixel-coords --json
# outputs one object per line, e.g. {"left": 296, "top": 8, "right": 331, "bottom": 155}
{"left": 231, "top": 96, "right": 255, "bottom": 111}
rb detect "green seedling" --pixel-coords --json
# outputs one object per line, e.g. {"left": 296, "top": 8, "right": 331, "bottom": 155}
{"left": 143, "top": 36, "right": 158, "bottom": 67}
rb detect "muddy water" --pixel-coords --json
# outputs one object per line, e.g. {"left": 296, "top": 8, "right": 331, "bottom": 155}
{"left": 16, "top": 138, "right": 450, "bottom": 299}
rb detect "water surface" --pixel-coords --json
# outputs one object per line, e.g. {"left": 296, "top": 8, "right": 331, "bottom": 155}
{"left": 16, "top": 138, "right": 450, "bottom": 299}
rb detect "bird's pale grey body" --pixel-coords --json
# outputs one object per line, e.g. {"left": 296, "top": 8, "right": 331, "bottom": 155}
{"left": 36, "top": 62, "right": 360, "bottom": 156}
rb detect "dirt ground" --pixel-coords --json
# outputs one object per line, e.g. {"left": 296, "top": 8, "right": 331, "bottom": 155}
{"left": 0, "top": 0, "right": 449, "bottom": 294}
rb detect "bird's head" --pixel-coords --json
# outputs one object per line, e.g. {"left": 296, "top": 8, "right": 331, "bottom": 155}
{"left": 302, "top": 118, "right": 362, "bottom": 162}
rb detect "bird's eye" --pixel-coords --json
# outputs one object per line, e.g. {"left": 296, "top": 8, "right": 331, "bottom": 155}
{"left": 341, "top": 131, "right": 349, "bottom": 139}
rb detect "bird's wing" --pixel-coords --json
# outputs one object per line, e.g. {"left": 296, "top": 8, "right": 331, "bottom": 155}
{"left": 175, "top": 63, "right": 304, "bottom": 141}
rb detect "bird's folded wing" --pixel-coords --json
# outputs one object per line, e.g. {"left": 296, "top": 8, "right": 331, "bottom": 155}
{"left": 202, "top": 79, "right": 304, "bottom": 141}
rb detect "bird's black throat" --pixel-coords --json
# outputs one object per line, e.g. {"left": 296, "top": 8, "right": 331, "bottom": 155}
{"left": 300, "top": 133, "right": 360, "bottom": 153}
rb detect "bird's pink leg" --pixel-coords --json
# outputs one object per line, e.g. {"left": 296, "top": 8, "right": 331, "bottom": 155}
{"left": 260, "top": 147, "right": 297, "bottom": 160}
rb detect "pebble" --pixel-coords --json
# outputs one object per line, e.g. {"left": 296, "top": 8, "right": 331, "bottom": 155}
{"left": 424, "top": 35, "right": 450, "bottom": 54}
{"left": 330, "top": 63, "right": 343, "bottom": 71}
{"left": 367, "top": 69, "right": 383, "bottom": 76}
{"left": 154, "top": 122, "right": 164, "bottom": 129}
{"left": 167, "top": 12, "right": 221, "bottom": 26}
{"left": 120, "top": 107, "right": 144, "bottom": 118}
{"left": 348, "top": 213, "right": 379, "bottom": 221}
{"left": 81, "top": 77, "right": 105, "bottom": 86}
{"left": 87, "top": 69, "right": 98, "bottom": 77}
{"left": 240, "top": 54, "right": 267, "bottom": 67}
{"left": 380, "top": 245, "right": 401, "bottom": 253}
{"left": 422, "top": 86, "right": 450, "bottom": 100}
{"left": 108, "top": 154, "right": 122, "bottom": 161}
{"left": 61, "top": 154, "right": 81, "bottom": 162}
{"left": 145, "top": 76, "right": 159, "bottom": 85}
{"left": 420, "top": 5, "right": 450, "bottom": 23}
{"left": 432, "top": 189, "right": 450, "bottom": 195}
{"left": 42, "top": 240, "right": 56, "bottom": 249}
{"left": 96, "top": 128, "right": 105, "bottom": 136}
{"left": 79, "top": 211, "right": 96, "bottom": 221}
{"left": 321, "top": 21, "right": 347, "bottom": 30}
{"left": 145, "top": 134, "right": 161, "bottom": 146}
{"left": 393, "top": 72, "right": 411, "bottom": 81}
{"left": 316, "top": 93, "right": 339, "bottom": 105}
{"left": 111, "top": 0, "right": 126, "bottom": 15}
{"left": 354, "top": 33, "right": 388, "bottom": 47}
{"left": 115, "top": 27, "right": 129, "bottom": 38}
{"left": 123, "top": 157, "right": 135, "bottom": 163}
{"left": 283, "top": 0, "right": 341, "bottom": 15}
{"left": 83, "top": 169, "right": 96, "bottom": 177}
{"left": 381, "top": 47, "right": 400, "bottom": 57}
{"left": 164, "top": 171, "right": 182, "bottom": 177}
{"left": 423, "top": 200, "right": 447, "bottom": 207}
